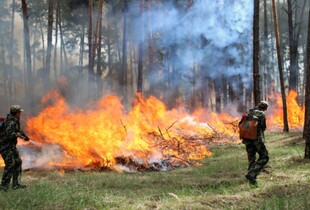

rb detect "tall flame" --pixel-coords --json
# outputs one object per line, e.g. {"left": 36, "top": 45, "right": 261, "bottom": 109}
{"left": 267, "top": 90, "right": 304, "bottom": 130}
{"left": 0, "top": 90, "right": 305, "bottom": 170}
{"left": 23, "top": 90, "right": 222, "bottom": 170}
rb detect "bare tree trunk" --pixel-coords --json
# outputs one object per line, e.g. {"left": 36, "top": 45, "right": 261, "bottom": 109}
{"left": 8, "top": 0, "right": 16, "bottom": 103}
{"left": 58, "top": 12, "right": 67, "bottom": 73}
{"left": 96, "top": 0, "right": 103, "bottom": 98}
{"left": 287, "top": 0, "right": 297, "bottom": 91}
{"left": 272, "top": 0, "right": 289, "bottom": 132}
{"left": 253, "top": 0, "right": 261, "bottom": 105}
{"left": 214, "top": 78, "right": 221, "bottom": 113}
{"left": 263, "top": 0, "right": 269, "bottom": 100}
{"left": 106, "top": 12, "right": 113, "bottom": 92}
{"left": 21, "top": 0, "right": 33, "bottom": 112}
{"left": 88, "top": 0, "right": 95, "bottom": 99}
{"left": 304, "top": 7, "right": 310, "bottom": 158}
{"left": 33, "top": 19, "right": 38, "bottom": 80}
{"left": 39, "top": 20, "right": 46, "bottom": 70}
{"left": 121, "top": 0, "right": 128, "bottom": 103}
{"left": 137, "top": 0, "right": 144, "bottom": 95}
{"left": 53, "top": 0, "right": 60, "bottom": 79}
{"left": 45, "top": 0, "right": 54, "bottom": 92}
{"left": 201, "top": 75, "right": 210, "bottom": 109}
{"left": 146, "top": 0, "right": 155, "bottom": 95}
{"left": 112, "top": 1, "right": 122, "bottom": 71}
{"left": 1, "top": 40, "right": 8, "bottom": 102}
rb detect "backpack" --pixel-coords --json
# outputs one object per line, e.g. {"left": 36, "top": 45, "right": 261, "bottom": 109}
{"left": 238, "top": 114, "right": 258, "bottom": 140}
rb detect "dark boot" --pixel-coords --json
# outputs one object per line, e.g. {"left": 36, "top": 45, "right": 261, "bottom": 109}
{"left": 245, "top": 174, "right": 257, "bottom": 187}
{"left": 0, "top": 184, "right": 9, "bottom": 192}
{"left": 12, "top": 183, "right": 27, "bottom": 190}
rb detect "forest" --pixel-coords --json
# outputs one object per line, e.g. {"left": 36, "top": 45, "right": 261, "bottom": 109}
{"left": 0, "top": 0, "right": 310, "bottom": 166}
{"left": 0, "top": 0, "right": 307, "bottom": 112}
{"left": 1, "top": 1, "right": 310, "bottom": 208}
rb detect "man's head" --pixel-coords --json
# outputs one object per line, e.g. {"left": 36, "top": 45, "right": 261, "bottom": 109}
{"left": 10, "top": 105, "right": 24, "bottom": 116}
{"left": 258, "top": 101, "right": 268, "bottom": 111}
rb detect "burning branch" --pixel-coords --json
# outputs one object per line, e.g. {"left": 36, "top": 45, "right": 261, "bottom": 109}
{"left": 120, "top": 119, "right": 127, "bottom": 134}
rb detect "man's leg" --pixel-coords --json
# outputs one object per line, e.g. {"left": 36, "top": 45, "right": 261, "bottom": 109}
{"left": 0, "top": 150, "right": 14, "bottom": 190}
{"left": 245, "top": 141, "right": 257, "bottom": 170}
{"left": 246, "top": 140, "right": 269, "bottom": 183}
{"left": 11, "top": 148, "right": 26, "bottom": 189}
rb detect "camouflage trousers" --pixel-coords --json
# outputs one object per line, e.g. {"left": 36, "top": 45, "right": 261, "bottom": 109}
{"left": 243, "top": 138, "right": 269, "bottom": 180}
{"left": 0, "top": 146, "right": 22, "bottom": 187}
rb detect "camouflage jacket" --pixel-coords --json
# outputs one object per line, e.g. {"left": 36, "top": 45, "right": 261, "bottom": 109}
{"left": 2, "top": 114, "right": 28, "bottom": 147}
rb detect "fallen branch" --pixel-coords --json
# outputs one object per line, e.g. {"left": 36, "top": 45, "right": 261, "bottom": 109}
{"left": 120, "top": 119, "right": 127, "bottom": 134}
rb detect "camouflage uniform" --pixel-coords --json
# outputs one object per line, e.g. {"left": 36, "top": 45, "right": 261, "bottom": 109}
{"left": 242, "top": 102, "right": 269, "bottom": 186}
{"left": 0, "top": 105, "right": 29, "bottom": 191}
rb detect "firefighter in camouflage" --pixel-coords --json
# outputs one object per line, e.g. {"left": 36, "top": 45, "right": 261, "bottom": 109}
{"left": 0, "top": 105, "right": 29, "bottom": 191}
{"left": 242, "top": 101, "right": 269, "bottom": 187}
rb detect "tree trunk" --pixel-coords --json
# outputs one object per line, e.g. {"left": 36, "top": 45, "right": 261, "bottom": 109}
{"left": 39, "top": 20, "right": 46, "bottom": 70}
{"left": 33, "top": 19, "right": 38, "bottom": 81}
{"left": 45, "top": 0, "right": 54, "bottom": 92}
{"left": 214, "top": 78, "right": 221, "bottom": 113}
{"left": 272, "top": 0, "right": 289, "bottom": 132}
{"left": 287, "top": 0, "right": 298, "bottom": 92}
{"left": 96, "top": 0, "right": 103, "bottom": 98}
{"left": 263, "top": 0, "right": 269, "bottom": 100}
{"left": 58, "top": 12, "right": 67, "bottom": 74}
{"left": 106, "top": 12, "right": 113, "bottom": 92}
{"left": 137, "top": 0, "right": 144, "bottom": 94}
{"left": 79, "top": 23, "right": 85, "bottom": 75}
{"left": 146, "top": 0, "right": 155, "bottom": 95}
{"left": 253, "top": 0, "right": 261, "bottom": 105}
{"left": 1, "top": 40, "right": 8, "bottom": 103}
{"left": 8, "top": 0, "right": 16, "bottom": 103}
{"left": 222, "top": 76, "right": 228, "bottom": 108}
{"left": 88, "top": 0, "right": 95, "bottom": 99}
{"left": 53, "top": 0, "right": 60, "bottom": 79}
{"left": 21, "top": 0, "right": 33, "bottom": 112}
{"left": 121, "top": 0, "right": 128, "bottom": 103}
{"left": 304, "top": 7, "right": 310, "bottom": 158}
{"left": 112, "top": 1, "right": 122, "bottom": 72}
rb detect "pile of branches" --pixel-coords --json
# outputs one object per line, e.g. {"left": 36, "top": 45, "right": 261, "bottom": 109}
{"left": 114, "top": 120, "right": 239, "bottom": 172}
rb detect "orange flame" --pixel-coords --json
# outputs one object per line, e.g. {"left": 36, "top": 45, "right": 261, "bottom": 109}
{"left": 23, "top": 90, "right": 221, "bottom": 170}
{"left": 267, "top": 90, "right": 304, "bottom": 130}
{"left": 0, "top": 90, "right": 304, "bottom": 170}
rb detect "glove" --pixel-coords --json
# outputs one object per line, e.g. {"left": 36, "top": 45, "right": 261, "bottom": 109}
{"left": 24, "top": 136, "right": 30, "bottom": 141}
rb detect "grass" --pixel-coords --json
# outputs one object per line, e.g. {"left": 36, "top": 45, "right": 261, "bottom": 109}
{"left": 0, "top": 132, "right": 310, "bottom": 209}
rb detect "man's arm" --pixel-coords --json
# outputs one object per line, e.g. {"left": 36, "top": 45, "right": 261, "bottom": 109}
{"left": 5, "top": 120, "right": 19, "bottom": 139}
{"left": 19, "top": 129, "right": 29, "bottom": 141}
{"left": 261, "top": 112, "right": 267, "bottom": 131}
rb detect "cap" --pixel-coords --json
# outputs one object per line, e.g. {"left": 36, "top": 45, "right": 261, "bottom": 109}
{"left": 10, "top": 105, "right": 24, "bottom": 113}
{"left": 258, "top": 101, "right": 268, "bottom": 110}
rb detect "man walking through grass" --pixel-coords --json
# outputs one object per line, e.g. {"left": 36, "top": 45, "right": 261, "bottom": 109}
{"left": 0, "top": 105, "right": 29, "bottom": 191}
{"left": 240, "top": 101, "right": 269, "bottom": 187}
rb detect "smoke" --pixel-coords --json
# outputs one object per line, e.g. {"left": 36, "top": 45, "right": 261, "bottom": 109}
{"left": 129, "top": 0, "right": 254, "bottom": 78}
{"left": 109, "top": 0, "right": 254, "bottom": 105}
{"left": 19, "top": 143, "right": 65, "bottom": 170}
{"left": 0, "top": 0, "right": 255, "bottom": 113}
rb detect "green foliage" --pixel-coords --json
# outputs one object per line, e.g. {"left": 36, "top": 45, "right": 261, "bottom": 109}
{"left": 0, "top": 132, "right": 309, "bottom": 209}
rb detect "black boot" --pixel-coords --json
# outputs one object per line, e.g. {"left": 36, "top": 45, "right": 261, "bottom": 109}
{"left": 0, "top": 184, "right": 9, "bottom": 192}
{"left": 245, "top": 174, "right": 257, "bottom": 187}
{"left": 12, "top": 183, "right": 27, "bottom": 190}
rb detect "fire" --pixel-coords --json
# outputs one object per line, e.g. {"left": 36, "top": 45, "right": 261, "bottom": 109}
{"left": 0, "top": 90, "right": 304, "bottom": 170}
{"left": 23, "top": 90, "right": 221, "bottom": 171}
{"left": 267, "top": 90, "right": 304, "bottom": 130}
